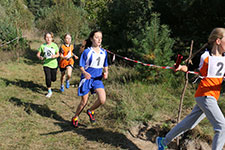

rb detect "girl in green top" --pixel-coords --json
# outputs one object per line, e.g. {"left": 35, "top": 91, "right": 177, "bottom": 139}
{"left": 37, "top": 32, "right": 59, "bottom": 98}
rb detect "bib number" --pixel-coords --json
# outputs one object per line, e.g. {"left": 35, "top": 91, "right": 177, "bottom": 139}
{"left": 96, "top": 57, "right": 101, "bottom": 66}
{"left": 216, "top": 62, "right": 224, "bottom": 76}
{"left": 44, "top": 47, "right": 55, "bottom": 59}
{"left": 207, "top": 56, "right": 225, "bottom": 78}
{"left": 89, "top": 53, "right": 105, "bottom": 68}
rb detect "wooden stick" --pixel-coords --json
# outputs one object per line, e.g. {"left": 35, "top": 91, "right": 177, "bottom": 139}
{"left": 176, "top": 40, "right": 194, "bottom": 146}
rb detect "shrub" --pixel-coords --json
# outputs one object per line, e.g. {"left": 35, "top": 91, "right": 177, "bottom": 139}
{"left": 132, "top": 13, "right": 175, "bottom": 84}
{"left": 0, "top": 18, "right": 29, "bottom": 59}
{"left": 0, "top": 0, "right": 34, "bottom": 30}
{"left": 36, "top": 1, "right": 90, "bottom": 41}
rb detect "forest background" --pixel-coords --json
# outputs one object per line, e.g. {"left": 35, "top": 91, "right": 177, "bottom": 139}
{"left": 1, "top": 0, "right": 225, "bottom": 149}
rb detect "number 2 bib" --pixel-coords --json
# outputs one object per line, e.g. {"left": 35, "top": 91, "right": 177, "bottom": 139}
{"left": 207, "top": 56, "right": 225, "bottom": 78}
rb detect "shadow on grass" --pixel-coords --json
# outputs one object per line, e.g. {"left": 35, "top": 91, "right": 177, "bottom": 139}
{"left": 8, "top": 97, "right": 140, "bottom": 149}
{"left": 74, "top": 127, "right": 140, "bottom": 150}
{"left": 0, "top": 77, "right": 47, "bottom": 94}
{"left": 9, "top": 97, "right": 65, "bottom": 121}
{"left": 23, "top": 48, "right": 42, "bottom": 65}
{"left": 42, "top": 122, "right": 140, "bottom": 150}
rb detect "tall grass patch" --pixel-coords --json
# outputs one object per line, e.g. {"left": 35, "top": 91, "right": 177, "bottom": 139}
{"left": 104, "top": 65, "right": 194, "bottom": 128}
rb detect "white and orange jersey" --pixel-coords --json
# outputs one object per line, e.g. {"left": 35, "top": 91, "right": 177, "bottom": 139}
{"left": 194, "top": 50, "right": 225, "bottom": 100}
{"left": 59, "top": 44, "right": 75, "bottom": 68}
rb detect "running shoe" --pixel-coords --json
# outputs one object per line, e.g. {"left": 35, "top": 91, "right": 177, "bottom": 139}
{"left": 156, "top": 137, "right": 168, "bottom": 150}
{"left": 66, "top": 80, "right": 70, "bottom": 89}
{"left": 71, "top": 116, "right": 78, "bottom": 128}
{"left": 46, "top": 92, "right": 52, "bottom": 98}
{"left": 87, "top": 109, "right": 95, "bottom": 123}
{"left": 60, "top": 85, "right": 64, "bottom": 92}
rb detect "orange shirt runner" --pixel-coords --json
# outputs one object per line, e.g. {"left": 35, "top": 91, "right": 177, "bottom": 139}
{"left": 59, "top": 44, "right": 75, "bottom": 68}
{"left": 194, "top": 51, "right": 225, "bottom": 100}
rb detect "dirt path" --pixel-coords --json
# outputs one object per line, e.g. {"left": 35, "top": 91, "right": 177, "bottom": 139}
{"left": 125, "top": 122, "right": 215, "bottom": 150}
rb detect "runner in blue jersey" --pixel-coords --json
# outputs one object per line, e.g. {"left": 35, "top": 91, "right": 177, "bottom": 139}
{"left": 72, "top": 30, "right": 108, "bottom": 128}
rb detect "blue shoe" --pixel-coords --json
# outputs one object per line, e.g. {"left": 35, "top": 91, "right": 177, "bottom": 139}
{"left": 156, "top": 137, "right": 167, "bottom": 150}
{"left": 66, "top": 80, "right": 70, "bottom": 89}
{"left": 60, "top": 85, "right": 64, "bottom": 92}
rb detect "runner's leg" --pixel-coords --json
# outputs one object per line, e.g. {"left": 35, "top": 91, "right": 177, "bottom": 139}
{"left": 89, "top": 88, "right": 106, "bottom": 111}
{"left": 164, "top": 104, "right": 205, "bottom": 145}
{"left": 75, "top": 93, "right": 89, "bottom": 117}
{"left": 196, "top": 96, "right": 225, "bottom": 150}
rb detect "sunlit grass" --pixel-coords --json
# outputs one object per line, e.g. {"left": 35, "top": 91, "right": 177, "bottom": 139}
{"left": 0, "top": 56, "right": 217, "bottom": 149}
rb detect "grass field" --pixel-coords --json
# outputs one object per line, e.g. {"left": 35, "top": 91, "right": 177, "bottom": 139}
{"left": 0, "top": 39, "right": 223, "bottom": 149}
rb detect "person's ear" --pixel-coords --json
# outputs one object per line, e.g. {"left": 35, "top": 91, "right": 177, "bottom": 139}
{"left": 216, "top": 38, "right": 221, "bottom": 45}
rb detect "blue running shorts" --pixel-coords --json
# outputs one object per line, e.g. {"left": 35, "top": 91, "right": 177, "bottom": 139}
{"left": 78, "top": 78, "right": 104, "bottom": 96}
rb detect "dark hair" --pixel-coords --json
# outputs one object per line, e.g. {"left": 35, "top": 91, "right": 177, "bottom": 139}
{"left": 64, "top": 33, "right": 71, "bottom": 39}
{"left": 85, "top": 30, "right": 102, "bottom": 49}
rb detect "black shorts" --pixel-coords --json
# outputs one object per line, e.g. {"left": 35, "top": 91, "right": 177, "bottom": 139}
{"left": 60, "top": 65, "right": 73, "bottom": 72}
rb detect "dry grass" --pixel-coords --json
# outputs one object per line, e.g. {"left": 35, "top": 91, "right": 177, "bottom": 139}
{"left": 0, "top": 46, "right": 143, "bottom": 150}
{"left": 0, "top": 36, "right": 220, "bottom": 149}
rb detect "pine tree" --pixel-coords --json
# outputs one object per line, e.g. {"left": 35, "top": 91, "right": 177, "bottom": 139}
{"left": 132, "top": 13, "right": 174, "bottom": 81}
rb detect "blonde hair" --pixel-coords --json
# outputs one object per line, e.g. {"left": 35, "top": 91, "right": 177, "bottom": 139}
{"left": 187, "top": 28, "right": 225, "bottom": 62}
{"left": 208, "top": 28, "right": 225, "bottom": 46}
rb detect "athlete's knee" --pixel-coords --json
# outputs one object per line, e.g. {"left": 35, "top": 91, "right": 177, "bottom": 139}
{"left": 99, "top": 97, "right": 106, "bottom": 105}
{"left": 96, "top": 89, "right": 106, "bottom": 104}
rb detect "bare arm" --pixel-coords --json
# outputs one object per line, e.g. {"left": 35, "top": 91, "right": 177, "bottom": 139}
{"left": 73, "top": 53, "right": 79, "bottom": 60}
{"left": 37, "top": 51, "right": 44, "bottom": 60}
{"left": 103, "top": 66, "right": 108, "bottom": 79}
{"left": 60, "top": 53, "right": 67, "bottom": 59}
{"left": 80, "top": 67, "right": 91, "bottom": 79}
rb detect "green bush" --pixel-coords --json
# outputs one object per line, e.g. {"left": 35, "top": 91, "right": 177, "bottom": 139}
{"left": 26, "top": 0, "right": 54, "bottom": 18}
{"left": 0, "top": 0, "right": 34, "bottom": 29}
{"left": 132, "top": 13, "right": 175, "bottom": 84}
{"left": 0, "top": 1, "right": 30, "bottom": 60}
{"left": 0, "top": 18, "right": 29, "bottom": 54}
{"left": 0, "top": 19, "right": 18, "bottom": 43}
{"left": 36, "top": 1, "right": 90, "bottom": 41}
